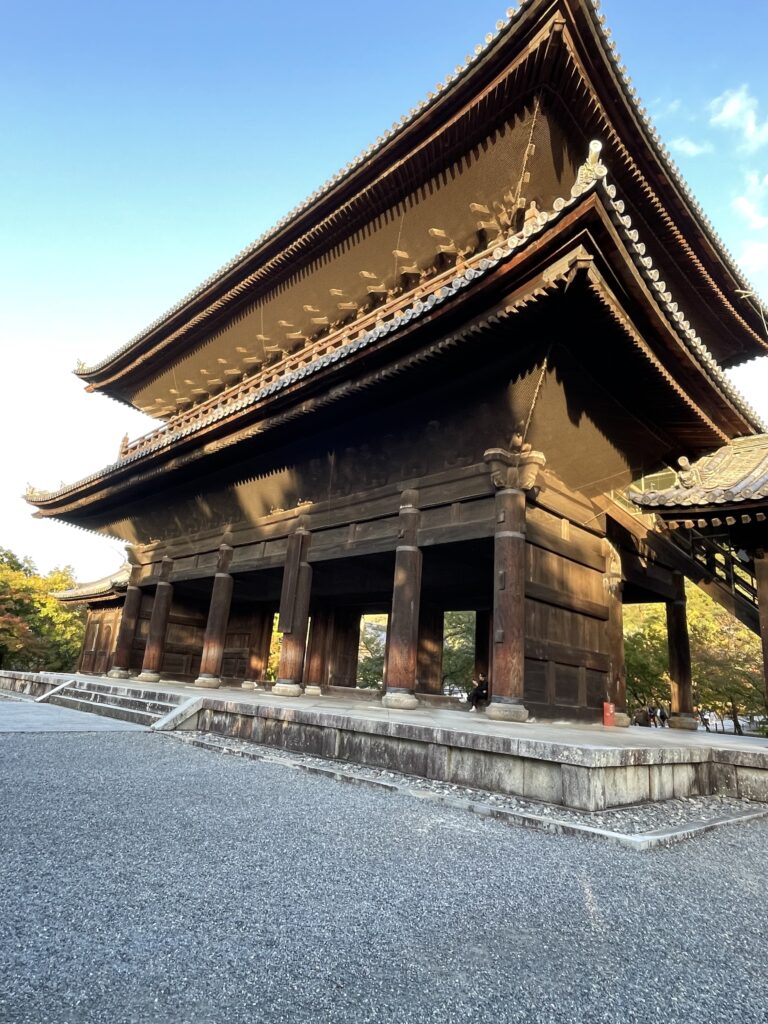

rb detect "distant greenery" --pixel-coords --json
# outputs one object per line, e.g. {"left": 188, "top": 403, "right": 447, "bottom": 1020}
{"left": 357, "top": 615, "right": 386, "bottom": 688}
{"left": 357, "top": 610, "right": 477, "bottom": 692}
{"left": 441, "top": 611, "right": 476, "bottom": 692}
{"left": 0, "top": 547, "right": 86, "bottom": 671}
{"left": 624, "top": 582, "right": 766, "bottom": 731}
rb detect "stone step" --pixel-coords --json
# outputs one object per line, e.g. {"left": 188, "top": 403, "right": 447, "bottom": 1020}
{"left": 48, "top": 693, "right": 157, "bottom": 727}
{"left": 67, "top": 680, "right": 185, "bottom": 707}
{"left": 57, "top": 687, "right": 177, "bottom": 717}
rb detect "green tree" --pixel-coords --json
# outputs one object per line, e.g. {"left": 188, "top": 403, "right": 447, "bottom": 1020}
{"left": 441, "top": 611, "right": 476, "bottom": 692}
{"left": 357, "top": 614, "right": 386, "bottom": 688}
{"left": 624, "top": 582, "right": 765, "bottom": 729}
{"left": 0, "top": 549, "right": 86, "bottom": 671}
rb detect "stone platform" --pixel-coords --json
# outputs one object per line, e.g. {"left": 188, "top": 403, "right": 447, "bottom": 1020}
{"left": 2, "top": 669, "right": 767, "bottom": 811}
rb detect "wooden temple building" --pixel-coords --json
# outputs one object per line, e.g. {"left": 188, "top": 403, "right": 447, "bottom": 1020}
{"left": 28, "top": 0, "right": 768, "bottom": 724}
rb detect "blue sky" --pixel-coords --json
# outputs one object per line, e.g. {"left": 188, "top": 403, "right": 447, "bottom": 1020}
{"left": 2, "top": 0, "right": 768, "bottom": 579}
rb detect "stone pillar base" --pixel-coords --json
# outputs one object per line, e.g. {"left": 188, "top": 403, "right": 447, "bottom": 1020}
{"left": 272, "top": 681, "right": 303, "bottom": 697}
{"left": 303, "top": 684, "right": 323, "bottom": 696}
{"left": 381, "top": 689, "right": 419, "bottom": 710}
{"left": 107, "top": 668, "right": 130, "bottom": 679}
{"left": 485, "top": 700, "right": 528, "bottom": 723}
{"left": 668, "top": 713, "right": 699, "bottom": 731}
{"left": 194, "top": 674, "right": 222, "bottom": 689}
{"left": 136, "top": 671, "right": 161, "bottom": 683}
{"left": 612, "top": 712, "right": 632, "bottom": 728}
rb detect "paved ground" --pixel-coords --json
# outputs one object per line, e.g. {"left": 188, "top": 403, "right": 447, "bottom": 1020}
{"left": 0, "top": 698, "right": 144, "bottom": 733}
{"left": 1, "top": 728, "right": 766, "bottom": 1024}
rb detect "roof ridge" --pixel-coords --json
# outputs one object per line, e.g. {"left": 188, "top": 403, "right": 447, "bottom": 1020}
{"left": 74, "top": 0, "right": 767, "bottom": 384}
{"left": 74, "top": 3, "right": 536, "bottom": 379}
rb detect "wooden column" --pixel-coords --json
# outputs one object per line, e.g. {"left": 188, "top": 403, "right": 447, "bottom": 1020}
{"left": 107, "top": 578, "right": 142, "bottom": 679}
{"left": 137, "top": 558, "right": 174, "bottom": 683}
{"left": 474, "top": 609, "right": 491, "bottom": 679}
{"left": 417, "top": 605, "right": 444, "bottom": 694}
{"left": 382, "top": 491, "right": 422, "bottom": 709}
{"left": 195, "top": 545, "right": 234, "bottom": 688}
{"left": 486, "top": 487, "right": 529, "bottom": 722}
{"left": 273, "top": 520, "right": 312, "bottom": 696}
{"left": 243, "top": 608, "right": 274, "bottom": 690}
{"left": 605, "top": 542, "right": 626, "bottom": 711}
{"left": 329, "top": 610, "right": 361, "bottom": 687}
{"left": 487, "top": 485, "right": 528, "bottom": 720}
{"left": 754, "top": 551, "right": 768, "bottom": 710}
{"left": 304, "top": 607, "right": 333, "bottom": 695}
{"left": 483, "top": 434, "right": 544, "bottom": 723}
{"left": 666, "top": 571, "right": 697, "bottom": 729}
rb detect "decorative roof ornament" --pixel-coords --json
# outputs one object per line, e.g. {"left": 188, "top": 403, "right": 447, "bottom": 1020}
{"left": 483, "top": 425, "right": 546, "bottom": 492}
{"left": 676, "top": 456, "right": 701, "bottom": 489}
{"left": 571, "top": 140, "right": 607, "bottom": 198}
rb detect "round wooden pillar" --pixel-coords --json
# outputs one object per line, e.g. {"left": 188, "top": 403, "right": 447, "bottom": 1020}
{"left": 416, "top": 605, "right": 444, "bottom": 695}
{"left": 107, "top": 584, "right": 142, "bottom": 678}
{"left": 487, "top": 487, "right": 529, "bottom": 722}
{"left": 304, "top": 608, "right": 333, "bottom": 695}
{"left": 242, "top": 608, "right": 274, "bottom": 691}
{"left": 383, "top": 491, "right": 422, "bottom": 709}
{"left": 666, "top": 572, "right": 697, "bottom": 729}
{"left": 137, "top": 578, "right": 173, "bottom": 683}
{"left": 194, "top": 572, "right": 234, "bottom": 688}
{"left": 755, "top": 551, "right": 768, "bottom": 712}
{"left": 275, "top": 564, "right": 312, "bottom": 694}
{"left": 273, "top": 522, "right": 312, "bottom": 696}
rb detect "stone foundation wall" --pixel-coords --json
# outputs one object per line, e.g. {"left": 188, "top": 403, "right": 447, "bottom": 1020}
{"left": 195, "top": 699, "right": 768, "bottom": 811}
{"left": 0, "top": 670, "right": 66, "bottom": 699}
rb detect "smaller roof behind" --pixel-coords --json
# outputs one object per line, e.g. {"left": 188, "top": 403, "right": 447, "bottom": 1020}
{"left": 53, "top": 564, "right": 130, "bottom": 603}
{"left": 631, "top": 435, "right": 768, "bottom": 510}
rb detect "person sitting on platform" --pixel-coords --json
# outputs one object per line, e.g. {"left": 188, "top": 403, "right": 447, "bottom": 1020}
{"left": 467, "top": 673, "right": 488, "bottom": 713}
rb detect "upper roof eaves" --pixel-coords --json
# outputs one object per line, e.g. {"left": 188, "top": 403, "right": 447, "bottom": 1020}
{"left": 26, "top": 147, "right": 767, "bottom": 510}
{"left": 75, "top": 0, "right": 768, "bottom": 388}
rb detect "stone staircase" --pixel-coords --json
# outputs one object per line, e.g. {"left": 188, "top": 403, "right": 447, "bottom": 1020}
{"left": 46, "top": 680, "right": 185, "bottom": 727}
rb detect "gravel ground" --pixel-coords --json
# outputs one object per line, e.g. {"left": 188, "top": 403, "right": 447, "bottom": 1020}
{"left": 1, "top": 731, "right": 766, "bottom": 1024}
{"left": 171, "top": 730, "right": 768, "bottom": 837}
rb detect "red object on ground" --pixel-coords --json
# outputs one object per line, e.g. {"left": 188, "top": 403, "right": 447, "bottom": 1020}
{"left": 603, "top": 701, "right": 616, "bottom": 727}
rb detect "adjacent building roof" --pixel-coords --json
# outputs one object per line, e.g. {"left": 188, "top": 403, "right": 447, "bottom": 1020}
{"left": 52, "top": 565, "right": 131, "bottom": 603}
{"left": 631, "top": 435, "right": 768, "bottom": 511}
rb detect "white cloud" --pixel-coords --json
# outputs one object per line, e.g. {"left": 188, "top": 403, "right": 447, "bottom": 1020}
{"left": 732, "top": 171, "right": 768, "bottom": 229}
{"left": 726, "top": 357, "right": 768, "bottom": 422}
{"left": 670, "top": 136, "right": 713, "bottom": 157}
{"left": 734, "top": 241, "right": 768, "bottom": 315}
{"left": 650, "top": 98, "right": 682, "bottom": 119}
{"left": 733, "top": 195, "right": 768, "bottom": 230}
{"left": 710, "top": 85, "right": 768, "bottom": 151}
{"left": 737, "top": 239, "right": 768, "bottom": 274}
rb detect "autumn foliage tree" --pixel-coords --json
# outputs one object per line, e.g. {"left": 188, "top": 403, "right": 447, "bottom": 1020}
{"left": 0, "top": 548, "right": 86, "bottom": 671}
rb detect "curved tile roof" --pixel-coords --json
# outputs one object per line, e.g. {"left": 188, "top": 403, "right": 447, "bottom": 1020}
{"left": 27, "top": 142, "right": 765, "bottom": 508}
{"left": 631, "top": 435, "right": 768, "bottom": 509}
{"left": 75, "top": 0, "right": 767, "bottom": 382}
{"left": 52, "top": 564, "right": 131, "bottom": 601}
